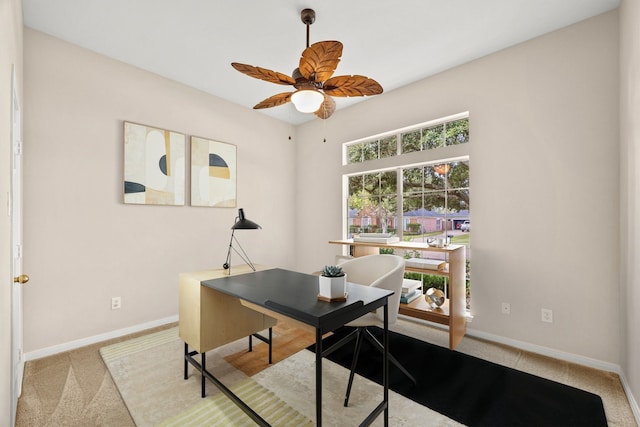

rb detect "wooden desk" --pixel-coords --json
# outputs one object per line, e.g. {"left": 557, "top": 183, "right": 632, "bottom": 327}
{"left": 178, "top": 265, "right": 277, "bottom": 354}
{"left": 183, "top": 268, "right": 393, "bottom": 427}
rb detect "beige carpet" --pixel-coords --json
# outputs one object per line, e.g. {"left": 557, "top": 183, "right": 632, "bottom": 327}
{"left": 15, "top": 323, "right": 176, "bottom": 427}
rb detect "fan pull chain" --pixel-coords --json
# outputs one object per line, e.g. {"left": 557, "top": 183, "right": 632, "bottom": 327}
{"left": 323, "top": 115, "right": 327, "bottom": 143}
{"left": 289, "top": 107, "right": 295, "bottom": 141}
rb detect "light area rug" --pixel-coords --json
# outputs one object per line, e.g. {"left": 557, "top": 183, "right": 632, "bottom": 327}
{"left": 158, "top": 377, "right": 312, "bottom": 426}
{"left": 101, "top": 326, "right": 461, "bottom": 426}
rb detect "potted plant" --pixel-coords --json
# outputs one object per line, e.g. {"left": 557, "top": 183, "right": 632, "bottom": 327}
{"left": 319, "top": 265, "right": 347, "bottom": 299}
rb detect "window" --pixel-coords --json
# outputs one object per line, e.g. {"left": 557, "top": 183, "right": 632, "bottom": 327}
{"left": 346, "top": 115, "right": 469, "bottom": 165}
{"left": 348, "top": 171, "right": 397, "bottom": 234}
{"left": 401, "top": 118, "right": 469, "bottom": 154}
{"left": 346, "top": 160, "right": 469, "bottom": 243}
{"left": 344, "top": 114, "right": 470, "bottom": 307}
{"left": 402, "top": 161, "right": 469, "bottom": 243}
{"left": 347, "top": 135, "right": 397, "bottom": 164}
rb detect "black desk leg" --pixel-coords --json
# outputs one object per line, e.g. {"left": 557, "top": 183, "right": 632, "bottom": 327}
{"left": 269, "top": 327, "right": 273, "bottom": 364}
{"left": 249, "top": 327, "right": 273, "bottom": 364}
{"left": 384, "top": 303, "right": 389, "bottom": 427}
{"left": 184, "top": 343, "right": 189, "bottom": 380}
{"left": 183, "top": 343, "right": 207, "bottom": 398}
{"left": 315, "top": 327, "right": 323, "bottom": 426}
{"left": 201, "top": 352, "right": 206, "bottom": 398}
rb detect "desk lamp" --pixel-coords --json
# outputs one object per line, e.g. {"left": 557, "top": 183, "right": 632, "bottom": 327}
{"left": 223, "top": 208, "right": 261, "bottom": 275}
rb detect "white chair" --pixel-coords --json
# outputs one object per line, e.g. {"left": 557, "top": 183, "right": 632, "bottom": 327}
{"left": 335, "top": 254, "right": 417, "bottom": 407}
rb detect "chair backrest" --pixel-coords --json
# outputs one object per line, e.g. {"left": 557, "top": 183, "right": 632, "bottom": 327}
{"left": 338, "top": 254, "right": 405, "bottom": 324}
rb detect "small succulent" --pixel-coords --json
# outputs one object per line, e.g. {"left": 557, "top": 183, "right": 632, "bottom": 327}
{"left": 321, "top": 265, "right": 345, "bottom": 277}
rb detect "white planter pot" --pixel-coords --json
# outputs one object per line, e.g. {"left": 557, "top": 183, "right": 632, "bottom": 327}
{"left": 318, "top": 274, "right": 347, "bottom": 299}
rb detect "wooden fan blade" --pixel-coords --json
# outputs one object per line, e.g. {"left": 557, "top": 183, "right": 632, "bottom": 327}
{"left": 314, "top": 94, "right": 336, "bottom": 120}
{"left": 299, "top": 41, "right": 343, "bottom": 82}
{"left": 253, "top": 92, "right": 294, "bottom": 109}
{"left": 323, "top": 75, "right": 383, "bottom": 97}
{"left": 231, "top": 63, "right": 295, "bottom": 86}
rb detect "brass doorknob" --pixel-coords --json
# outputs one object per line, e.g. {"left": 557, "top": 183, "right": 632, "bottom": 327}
{"left": 13, "top": 274, "right": 29, "bottom": 284}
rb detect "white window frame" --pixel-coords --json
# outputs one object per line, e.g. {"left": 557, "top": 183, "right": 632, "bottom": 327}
{"left": 342, "top": 112, "right": 470, "bottom": 241}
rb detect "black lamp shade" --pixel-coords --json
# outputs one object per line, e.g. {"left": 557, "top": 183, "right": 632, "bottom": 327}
{"left": 231, "top": 208, "right": 261, "bottom": 230}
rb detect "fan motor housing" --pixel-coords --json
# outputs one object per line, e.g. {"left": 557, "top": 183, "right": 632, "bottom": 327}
{"left": 292, "top": 68, "right": 321, "bottom": 89}
{"left": 300, "top": 8, "right": 316, "bottom": 25}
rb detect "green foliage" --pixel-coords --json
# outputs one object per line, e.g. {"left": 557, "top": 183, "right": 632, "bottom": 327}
{"left": 404, "top": 272, "right": 447, "bottom": 293}
{"left": 379, "top": 247, "right": 395, "bottom": 255}
{"left": 401, "top": 129, "right": 421, "bottom": 153}
{"left": 347, "top": 144, "right": 362, "bottom": 164}
{"left": 363, "top": 140, "right": 378, "bottom": 161}
{"left": 405, "top": 223, "right": 421, "bottom": 234}
{"left": 403, "top": 250, "right": 421, "bottom": 259}
{"left": 400, "top": 118, "right": 468, "bottom": 153}
{"left": 445, "top": 119, "right": 469, "bottom": 146}
{"left": 347, "top": 136, "right": 398, "bottom": 165}
{"left": 349, "top": 225, "right": 361, "bottom": 234}
{"left": 424, "top": 276, "right": 447, "bottom": 293}
{"left": 423, "top": 124, "right": 444, "bottom": 149}
{"left": 404, "top": 272, "right": 422, "bottom": 281}
{"left": 351, "top": 118, "right": 468, "bottom": 164}
{"left": 321, "top": 265, "right": 344, "bottom": 277}
{"left": 451, "top": 233, "right": 470, "bottom": 245}
{"left": 380, "top": 136, "right": 397, "bottom": 158}
{"left": 401, "top": 161, "right": 469, "bottom": 213}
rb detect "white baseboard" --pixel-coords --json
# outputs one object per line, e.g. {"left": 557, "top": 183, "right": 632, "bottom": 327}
{"left": 618, "top": 373, "right": 640, "bottom": 425}
{"left": 24, "top": 315, "right": 178, "bottom": 361}
{"left": 466, "top": 327, "right": 620, "bottom": 373}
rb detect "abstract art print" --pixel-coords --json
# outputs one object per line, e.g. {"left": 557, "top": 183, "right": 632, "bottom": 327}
{"left": 123, "top": 122, "right": 185, "bottom": 205}
{"left": 191, "top": 136, "right": 237, "bottom": 207}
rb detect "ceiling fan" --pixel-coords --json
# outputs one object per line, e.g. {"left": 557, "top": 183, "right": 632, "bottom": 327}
{"left": 231, "top": 8, "right": 383, "bottom": 120}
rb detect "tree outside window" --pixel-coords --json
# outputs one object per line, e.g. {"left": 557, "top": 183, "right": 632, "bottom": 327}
{"left": 344, "top": 115, "right": 471, "bottom": 308}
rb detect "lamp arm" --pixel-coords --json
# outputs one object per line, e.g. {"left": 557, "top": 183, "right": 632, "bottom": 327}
{"left": 222, "top": 216, "right": 257, "bottom": 275}
{"left": 223, "top": 228, "right": 236, "bottom": 271}
{"left": 229, "top": 234, "right": 257, "bottom": 271}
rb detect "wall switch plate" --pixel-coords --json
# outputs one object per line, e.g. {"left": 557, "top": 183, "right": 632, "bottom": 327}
{"left": 541, "top": 308, "right": 553, "bottom": 323}
{"left": 111, "top": 297, "right": 122, "bottom": 310}
{"left": 501, "top": 302, "right": 511, "bottom": 314}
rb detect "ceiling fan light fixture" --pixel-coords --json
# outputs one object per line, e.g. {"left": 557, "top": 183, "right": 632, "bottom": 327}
{"left": 231, "top": 8, "right": 382, "bottom": 120}
{"left": 291, "top": 89, "right": 324, "bottom": 113}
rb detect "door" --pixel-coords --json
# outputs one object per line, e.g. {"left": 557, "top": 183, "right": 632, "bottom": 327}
{"left": 11, "top": 66, "right": 27, "bottom": 426}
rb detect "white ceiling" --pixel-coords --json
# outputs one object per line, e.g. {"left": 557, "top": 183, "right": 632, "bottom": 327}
{"left": 23, "top": 0, "right": 619, "bottom": 125}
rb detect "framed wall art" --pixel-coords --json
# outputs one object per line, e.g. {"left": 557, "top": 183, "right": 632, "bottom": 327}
{"left": 190, "top": 136, "right": 237, "bottom": 207}
{"left": 123, "top": 121, "right": 186, "bottom": 205}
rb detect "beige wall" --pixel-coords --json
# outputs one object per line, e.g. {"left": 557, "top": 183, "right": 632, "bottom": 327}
{"left": 22, "top": 29, "right": 295, "bottom": 353}
{"left": 620, "top": 0, "right": 640, "bottom": 413}
{"left": 296, "top": 12, "right": 620, "bottom": 365}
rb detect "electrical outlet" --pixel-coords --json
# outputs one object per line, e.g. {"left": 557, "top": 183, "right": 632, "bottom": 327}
{"left": 541, "top": 308, "right": 553, "bottom": 323}
{"left": 501, "top": 302, "right": 510, "bottom": 314}
{"left": 111, "top": 297, "right": 122, "bottom": 310}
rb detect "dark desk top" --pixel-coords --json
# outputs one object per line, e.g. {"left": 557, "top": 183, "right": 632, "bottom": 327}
{"left": 201, "top": 268, "right": 393, "bottom": 334}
